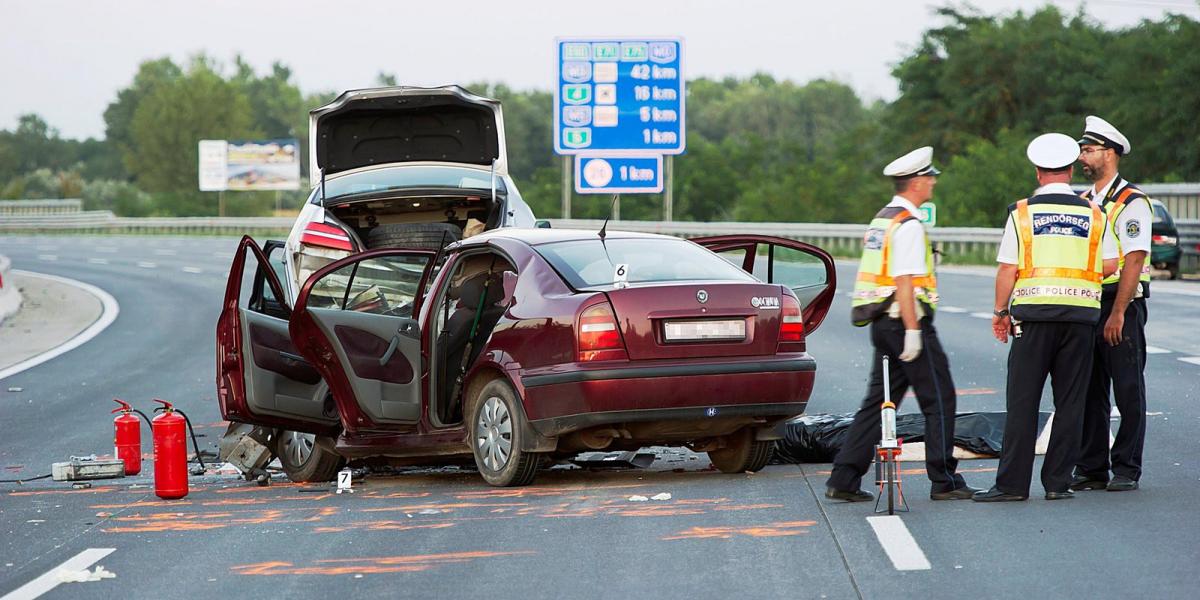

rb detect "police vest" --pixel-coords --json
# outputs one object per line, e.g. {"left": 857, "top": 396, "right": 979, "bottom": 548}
{"left": 850, "top": 206, "right": 938, "bottom": 327}
{"left": 1083, "top": 179, "right": 1152, "bottom": 295}
{"left": 1009, "top": 193, "right": 1106, "bottom": 324}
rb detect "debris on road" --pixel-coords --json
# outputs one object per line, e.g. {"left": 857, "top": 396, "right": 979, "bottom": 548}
{"left": 572, "top": 451, "right": 656, "bottom": 470}
{"left": 56, "top": 565, "right": 115, "bottom": 583}
{"left": 628, "top": 495, "right": 649, "bottom": 502}
{"left": 650, "top": 493, "right": 672, "bottom": 501}
{"left": 7, "top": 387, "right": 22, "bottom": 392}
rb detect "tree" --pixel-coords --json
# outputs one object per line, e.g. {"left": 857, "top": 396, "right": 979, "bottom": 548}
{"left": 103, "top": 58, "right": 182, "bottom": 178}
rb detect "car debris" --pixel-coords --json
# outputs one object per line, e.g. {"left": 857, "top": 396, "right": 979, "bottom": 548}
{"left": 571, "top": 451, "right": 656, "bottom": 470}
{"left": 56, "top": 565, "right": 115, "bottom": 583}
{"left": 51, "top": 456, "right": 124, "bottom": 481}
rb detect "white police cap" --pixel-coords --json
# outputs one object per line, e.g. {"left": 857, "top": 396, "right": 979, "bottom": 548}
{"left": 1078, "top": 115, "right": 1130, "bottom": 156}
{"left": 1027, "top": 133, "right": 1080, "bottom": 169}
{"left": 882, "top": 146, "right": 940, "bottom": 178}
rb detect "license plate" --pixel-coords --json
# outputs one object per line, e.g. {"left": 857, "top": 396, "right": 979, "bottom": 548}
{"left": 663, "top": 319, "right": 746, "bottom": 342}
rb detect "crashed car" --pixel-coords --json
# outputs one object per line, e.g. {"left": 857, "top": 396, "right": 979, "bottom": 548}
{"left": 217, "top": 230, "right": 836, "bottom": 486}
{"left": 283, "top": 85, "right": 535, "bottom": 303}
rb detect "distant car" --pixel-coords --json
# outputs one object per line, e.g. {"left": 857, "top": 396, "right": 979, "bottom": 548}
{"left": 1149, "top": 198, "right": 1181, "bottom": 280}
{"left": 216, "top": 230, "right": 836, "bottom": 486}
{"left": 283, "top": 85, "right": 535, "bottom": 304}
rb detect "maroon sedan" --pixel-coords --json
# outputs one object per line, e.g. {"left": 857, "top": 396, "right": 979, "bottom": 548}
{"left": 217, "top": 229, "right": 835, "bottom": 486}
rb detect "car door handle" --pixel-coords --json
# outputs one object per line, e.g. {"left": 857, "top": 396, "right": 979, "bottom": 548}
{"left": 379, "top": 322, "right": 419, "bottom": 366}
{"left": 379, "top": 335, "right": 401, "bottom": 366}
{"left": 280, "top": 351, "right": 309, "bottom": 364}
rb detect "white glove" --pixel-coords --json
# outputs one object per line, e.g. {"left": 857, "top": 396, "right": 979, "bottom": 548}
{"left": 899, "top": 329, "right": 923, "bottom": 362}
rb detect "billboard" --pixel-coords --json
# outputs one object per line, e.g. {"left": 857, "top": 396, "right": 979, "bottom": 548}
{"left": 198, "top": 138, "right": 301, "bottom": 191}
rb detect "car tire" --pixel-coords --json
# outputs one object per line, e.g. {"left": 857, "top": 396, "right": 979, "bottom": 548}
{"left": 273, "top": 430, "right": 345, "bottom": 482}
{"left": 708, "top": 428, "right": 773, "bottom": 474}
{"left": 1168, "top": 263, "right": 1180, "bottom": 280}
{"left": 469, "top": 379, "right": 539, "bottom": 487}
{"left": 366, "top": 223, "right": 461, "bottom": 250}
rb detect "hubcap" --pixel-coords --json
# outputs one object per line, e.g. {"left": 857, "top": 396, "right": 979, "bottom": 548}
{"left": 283, "top": 431, "right": 315, "bottom": 466}
{"left": 475, "top": 396, "right": 513, "bottom": 471}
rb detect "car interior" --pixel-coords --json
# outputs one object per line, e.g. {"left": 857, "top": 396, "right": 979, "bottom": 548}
{"left": 326, "top": 193, "right": 501, "bottom": 243}
{"left": 430, "top": 251, "right": 516, "bottom": 426}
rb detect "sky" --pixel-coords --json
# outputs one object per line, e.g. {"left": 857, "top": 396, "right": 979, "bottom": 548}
{"left": 3, "top": 0, "right": 1197, "bottom": 140}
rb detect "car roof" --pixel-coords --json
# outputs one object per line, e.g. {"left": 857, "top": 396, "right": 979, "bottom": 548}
{"left": 460, "top": 228, "right": 683, "bottom": 247}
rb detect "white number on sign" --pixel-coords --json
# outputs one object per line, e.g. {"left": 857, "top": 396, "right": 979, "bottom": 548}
{"left": 337, "top": 468, "right": 352, "bottom": 491}
{"left": 614, "top": 263, "right": 629, "bottom": 288}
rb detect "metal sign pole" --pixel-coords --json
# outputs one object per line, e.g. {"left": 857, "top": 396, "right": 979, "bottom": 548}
{"left": 218, "top": 190, "right": 225, "bottom": 218}
{"left": 561, "top": 155, "right": 571, "bottom": 219}
{"left": 664, "top": 155, "right": 674, "bottom": 222}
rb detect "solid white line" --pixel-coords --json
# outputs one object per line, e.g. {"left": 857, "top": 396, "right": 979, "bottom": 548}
{"left": 0, "top": 271, "right": 120, "bottom": 382}
{"left": 939, "top": 306, "right": 967, "bottom": 313}
{"left": 866, "top": 516, "right": 931, "bottom": 571}
{"left": 969, "top": 312, "right": 992, "bottom": 319}
{"left": 181, "top": 266, "right": 203, "bottom": 274}
{"left": 1144, "top": 345, "right": 1171, "bottom": 354}
{"left": 0, "top": 548, "right": 115, "bottom": 600}
{"left": 1178, "top": 357, "right": 1200, "bottom": 366}
{"left": 36, "top": 255, "right": 57, "bottom": 261}
{"left": 136, "top": 261, "right": 157, "bottom": 269}
{"left": 86, "top": 258, "right": 109, "bottom": 265}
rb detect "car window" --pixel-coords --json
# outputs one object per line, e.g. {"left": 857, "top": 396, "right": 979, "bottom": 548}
{"left": 714, "top": 247, "right": 749, "bottom": 271}
{"left": 765, "top": 246, "right": 829, "bottom": 310}
{"left": 323, "top": 165, "right": 507, "bottom": 200}
{"left": 308, "top": 255, "right": 431, "bottom": 317}
{"left": 1151, "top": 202, "right": 1172, "bottom": 226}
{"left": 536, "top": 238, "right": 756, "bottom": 289}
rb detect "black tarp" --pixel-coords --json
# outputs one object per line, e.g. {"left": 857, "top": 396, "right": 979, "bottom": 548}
{"left": 771, "top": 411, "right": 1052, "bottom": 464}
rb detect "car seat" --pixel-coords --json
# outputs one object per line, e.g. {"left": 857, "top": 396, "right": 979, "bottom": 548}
{"left": 437, "top": 270, "right": 507, "bottom": 423}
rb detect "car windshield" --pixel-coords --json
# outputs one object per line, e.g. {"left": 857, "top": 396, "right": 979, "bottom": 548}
{"left": 322, "top": 165, "right": 506, "bottom": 200}
{"left": 536, "top": 238, "right": 757, "bottom": 289}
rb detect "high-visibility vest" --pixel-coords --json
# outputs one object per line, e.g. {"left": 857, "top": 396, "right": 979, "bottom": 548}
{"left": 851, "top": 205, "right": 938, "bottom": 327}
{"left": 1009, "top": 193, "right": 1106, "bottom": 324}
{"left": 1083, "top": 180, "right": 1152, "bottom": 292}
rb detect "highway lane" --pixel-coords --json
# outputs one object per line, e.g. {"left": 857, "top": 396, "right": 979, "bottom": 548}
{"left": 0, "top": 234, "right": 1197, "bottom": 599}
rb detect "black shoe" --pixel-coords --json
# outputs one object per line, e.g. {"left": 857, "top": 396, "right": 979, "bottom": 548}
{"left": 1070, "top": 475, "right": 1108, "bottom": 491}
{"left": 825, "top": 487, "right": 874, "bottom": 502}
{"left": 972, "top": 487, "right": 1028, "bottom": 502}
{"left": 1107, "top": 476, "right": 1139, "bottom": 491}
{"left": 931, "top": 485, "right": 982, "bottom": 501}
{"left": 1045, "top": 490, "right": 1075, "bottom": 500}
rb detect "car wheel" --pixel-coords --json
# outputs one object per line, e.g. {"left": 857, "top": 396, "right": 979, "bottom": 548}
{"left": 469, "top": 379, "right": 539, "bottom": 487}
{"left": 273, "top": 430, "right": 345, "bottom": 482}
{"left": 1168, "top": 263, "right": 1180, "bottom": 280}
{"left": 366, "top": 223, "right": 462, "bottom": 250}
{"left": 708, "top": 428, "right": 773, "bottom": 474}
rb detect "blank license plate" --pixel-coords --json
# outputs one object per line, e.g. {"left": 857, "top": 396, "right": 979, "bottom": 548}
{"left": 664, "top": 319, "right": 746, "bottom": 342}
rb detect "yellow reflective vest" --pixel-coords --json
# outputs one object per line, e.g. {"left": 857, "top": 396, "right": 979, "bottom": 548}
{"left": 851, "top": 206, "right": 937, "bottom": 327}
{"left": 1082, "top": 178, "right": 1152, "bottom": 294}
{"left": 1009, "top": 193, "right": 1107, "bottom": 324}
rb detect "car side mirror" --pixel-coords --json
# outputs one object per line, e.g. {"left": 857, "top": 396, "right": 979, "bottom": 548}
{"left": 534, "top": 220, "right": 552, "bottom": 229}
{"left": 502, "top": 271, "right": 519, "bottom": 305}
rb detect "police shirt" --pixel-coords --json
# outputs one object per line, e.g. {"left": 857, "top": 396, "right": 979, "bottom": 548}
{"left": 885, "top": 196, "right": 930, "bottom": 277}
{"left": 996, "top": 182, "right": 1119, "bottom": 265}
{"left": 1092, "top": 173, "right": 1152, "bottom": 257}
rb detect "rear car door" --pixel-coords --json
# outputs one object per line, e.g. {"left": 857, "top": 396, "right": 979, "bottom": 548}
{"left": 694, "top": 235, "right": 837, "bottom": 335}
{"left": 290, "top": 249, "right": 436, "bottom": 432}
{"left": 216, "top": 237, "right": 339, "bottom": 434}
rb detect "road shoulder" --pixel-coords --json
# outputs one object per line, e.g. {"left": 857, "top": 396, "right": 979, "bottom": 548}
{"left": 0, "top": 270, "right": 117, "bottom": 380}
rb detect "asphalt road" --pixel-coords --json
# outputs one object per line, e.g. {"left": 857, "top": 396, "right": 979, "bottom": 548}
{"left": 0, "top": 234, "right": 1197, "bottom": 599}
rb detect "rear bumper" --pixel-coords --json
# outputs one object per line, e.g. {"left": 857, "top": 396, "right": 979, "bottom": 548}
{"left": 520, "top": 355, "right": 815, "bottom": 437}
{"left": 1151, "top": 244, "right": 1181, "bottom": 265}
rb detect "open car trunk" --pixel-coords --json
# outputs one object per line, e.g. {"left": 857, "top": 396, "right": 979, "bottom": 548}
{"left": 324, "top": 189, "right": 504, "bottom": 245}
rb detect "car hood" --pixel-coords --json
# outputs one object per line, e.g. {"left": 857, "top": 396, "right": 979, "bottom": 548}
{"left": 309, "top": 85, "right": 507, "bottom": 183}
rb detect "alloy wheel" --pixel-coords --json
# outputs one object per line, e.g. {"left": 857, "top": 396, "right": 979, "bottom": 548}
{"left": 476, "top": 396, "right": 513, "bottom": 471}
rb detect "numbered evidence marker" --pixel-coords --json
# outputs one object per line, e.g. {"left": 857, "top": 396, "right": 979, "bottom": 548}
{"left": 613, "top": 263, "right": 629, "bottom": 289}
{"left": 337, "top": 467, "right": 354, "bottom": 493}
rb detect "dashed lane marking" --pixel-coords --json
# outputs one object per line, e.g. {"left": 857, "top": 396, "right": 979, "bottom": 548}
{"left": 36, "top": 255, "right": 57, "bottom": 261}
{"left": 939, "top": 306, "right": 967, "bottom": 313}
{"left": 866, "top": 516, "right": 931, "bottom": 571}
{"left": 182, "top": 266, "right": 203, "bottom": 274}
{"left": 86, "top": 258, "right": 109, "bottom": 265}
{"left": 137, "top": 261, "right": 157, "bottom": 269}
{"left": 1144, "top": 346, "right": 1171, "bottom": 354}
{"left": 1178, "top": 357, "right": 1200, "bottom": 366}
{"left": 153, "top": 249, "right": 177, "bottom": 256}
{"left": 969, "top": 312, "right": 993, "bottom": 319}
{"left": 95, "top": 247, "right": 117, "bottom": 253}
{"left": 0, "top": 547, "right": 115, "bottom": 600}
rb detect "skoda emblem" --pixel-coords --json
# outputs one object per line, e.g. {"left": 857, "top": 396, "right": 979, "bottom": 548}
{"left": 705, "top": 407, "right": 719, "bottom": 418}
{"left": 696, "top": 289, "right": 709, "bottom": 304}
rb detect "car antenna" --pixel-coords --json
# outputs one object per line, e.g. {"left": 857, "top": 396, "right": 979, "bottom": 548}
{"left": 598, "top": 193, "right": 619, "bottom": 242}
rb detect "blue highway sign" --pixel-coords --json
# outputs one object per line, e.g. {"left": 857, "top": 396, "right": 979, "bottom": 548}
{"left": 554, "top": 38, "right": 685, "bottom": 155}
{"left": 575, "top": 154, "right": 663, "bottom": 194}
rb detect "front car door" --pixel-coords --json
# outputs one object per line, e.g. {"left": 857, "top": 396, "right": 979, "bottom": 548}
{"left": 216, "top": 236, "right": 339, "bottom": 434}
{"left": 289, "top": 249, "right": 437, "bottom": 435}
{"left": 694, "top": 235, "right": 837, "bottom": 335}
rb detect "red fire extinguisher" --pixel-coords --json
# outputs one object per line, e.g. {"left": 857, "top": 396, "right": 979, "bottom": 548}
{"left": 111, "top": 398, "right": 141, "bottom": 476}
{"left": 152, "top": 398, "right": 188, "bottom": 499}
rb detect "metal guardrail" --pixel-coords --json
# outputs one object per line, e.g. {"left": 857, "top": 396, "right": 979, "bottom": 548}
{"left": 0, "top": 212, "right": 294, "bottom": 234}
{"left": 0, "top": 199, "right": 83, "bottom": 215}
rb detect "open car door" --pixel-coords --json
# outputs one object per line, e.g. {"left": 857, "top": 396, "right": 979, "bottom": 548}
{"left": 289, "top": 248, "right": 437, "bottom": 435}
{"left": 694, "top": 235, "right": 837, "bottom": 335}
{"left": 216, "top": 236, "right": 339, "bottom": 435}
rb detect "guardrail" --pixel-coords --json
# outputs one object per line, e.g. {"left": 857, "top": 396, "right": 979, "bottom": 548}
{"left": 0, "top": 212, "right": 294, "bottom": 235}
{"left": 0, "top": 199, "right": 83, "bottom": 215}
{"left": 0, "top": 254, "right": 21, "bottom": 324}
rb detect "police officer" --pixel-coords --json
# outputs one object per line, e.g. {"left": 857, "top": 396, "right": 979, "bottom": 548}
{"left": 974, "top": 133, "right": 1119, "bottom": 502}
{"left": 1072, "top": 116, "right": 1153, "bottom": 492}
{"left": 827, "top": 146, "right": 977, "bottom": 502}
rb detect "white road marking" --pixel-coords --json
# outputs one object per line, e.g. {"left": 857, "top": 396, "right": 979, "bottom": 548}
{"left": 35, "top": 246, "right": 55, "bottom": 252}
{"left": 0, "top": 547, "right": 115, "bottom": 600}
{"left": 1178, "top": 357, "right": 1200, "bottom": 366}
{"left": 182, "top": 266, "right": 203, "bottom": 274}
{"left": 95, "top": 247, "right": 117, "bottom": 253}
{"left": 1144, "top": 345, "right": 1170, "bottom": 354}
{"left": 36, "top": 254, "right": 57, "bottom": 261}
{"left": 939, "top": 306, "right": 967, "bottom": 313}
{"left": 0, "top": 271, "right": 120, "bottom": 382}
{"left": 866, "top": 516, "right": 931, "bottom": 571}
{"left": 136, "top": 261, "right": 157, "bottom": 269}
{"left": 86, "top": 258, "right": 109, "bottom": 265}
{"left": 153, "top": 249, "right": 177, "bottom": 256}
{"left": 212, "top": 251, "right": 234, "bottom": 259}
{"left": 969, "top": 312, "right": 993, "bottom": 319}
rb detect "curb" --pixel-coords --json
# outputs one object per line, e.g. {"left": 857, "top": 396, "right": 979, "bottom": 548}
{"left": 0, "top": 254, "right": 22, "bottom": 324}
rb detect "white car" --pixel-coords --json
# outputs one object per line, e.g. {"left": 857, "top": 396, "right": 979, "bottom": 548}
{"left": 282, "top": 85, "right": 536, "bottom": 304}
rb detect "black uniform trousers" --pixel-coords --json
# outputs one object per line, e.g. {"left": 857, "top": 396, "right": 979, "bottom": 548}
{"left": 1075, "top": 295, "right": 1148, "bottom": 482}
{"left": 995, "top": 321, "right": 1093, "bottom": 496}
{"left": 828, "top": 316, "right": 966, "bottom": 494}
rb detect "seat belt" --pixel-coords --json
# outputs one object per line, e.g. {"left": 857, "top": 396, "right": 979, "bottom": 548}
{"left": 449, "top": 256, "right": 498, "bottom": 405}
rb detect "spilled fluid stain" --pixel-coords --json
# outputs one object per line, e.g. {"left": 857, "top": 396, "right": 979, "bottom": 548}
{"left": 102, "top": 506, "right": 341, "bottom": 533}
{"left": 231, "top": 550, "right": 536, "bottom": 576}
{"left": 662, "top": 520, "right": 818, "bottom": 540}
{"left": 312, "top": 521, "right": 456, "bottom": 534}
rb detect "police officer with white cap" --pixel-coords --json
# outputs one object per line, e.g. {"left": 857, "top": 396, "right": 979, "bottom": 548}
{"left": 1072, "top": 115, "right": 1153, "bottom": 493}
{"left": 974, "top": 133, "right": 1119, "bottom": 502}
{"left": 827, "top": 146, "right": 977, "bottom": 503}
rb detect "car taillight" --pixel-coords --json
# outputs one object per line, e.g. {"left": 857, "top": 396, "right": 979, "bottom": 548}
{"left": 300, "top": 221, "right": 354, "bottom": 251}
{"left": 778, "top": 294, "right": 805, "bottom": 349}
{"left": 1151, "top": 234, "right": 1177, "bottom": 245}
{"left": 578, "top": 302, "right": 628, "bottom": 362}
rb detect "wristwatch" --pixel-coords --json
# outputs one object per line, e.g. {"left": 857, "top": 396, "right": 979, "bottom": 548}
{"left": 993, "top": 309, "right": 1010, "bottom": 318}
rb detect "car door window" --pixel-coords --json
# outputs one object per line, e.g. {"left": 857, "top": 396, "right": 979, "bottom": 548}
{"left": 768, "top": 246, "right": 830, "bottom": 310}
{"left": 309, "top": 254, "right": 431, "bottom": 317}
{"left": 249, "top": 240, "right": 290, "bottom": 319}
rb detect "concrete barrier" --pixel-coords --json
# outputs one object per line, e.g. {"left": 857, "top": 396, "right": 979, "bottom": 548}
{"left": 0, "top": 254, "right": 22, "bottom": 324}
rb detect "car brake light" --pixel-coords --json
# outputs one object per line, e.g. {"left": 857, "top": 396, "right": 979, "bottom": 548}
{"left": 300, "top": 221, "right": 354, "bottom": 251}
{"left": 779, "top": 294, "right": 804, "bottom": 343}
{"left": 578, "top": 302, "right": 628, "bottom": 362}
{"left": 1151, "top": 234, "right": 1177, "bottom": 245}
